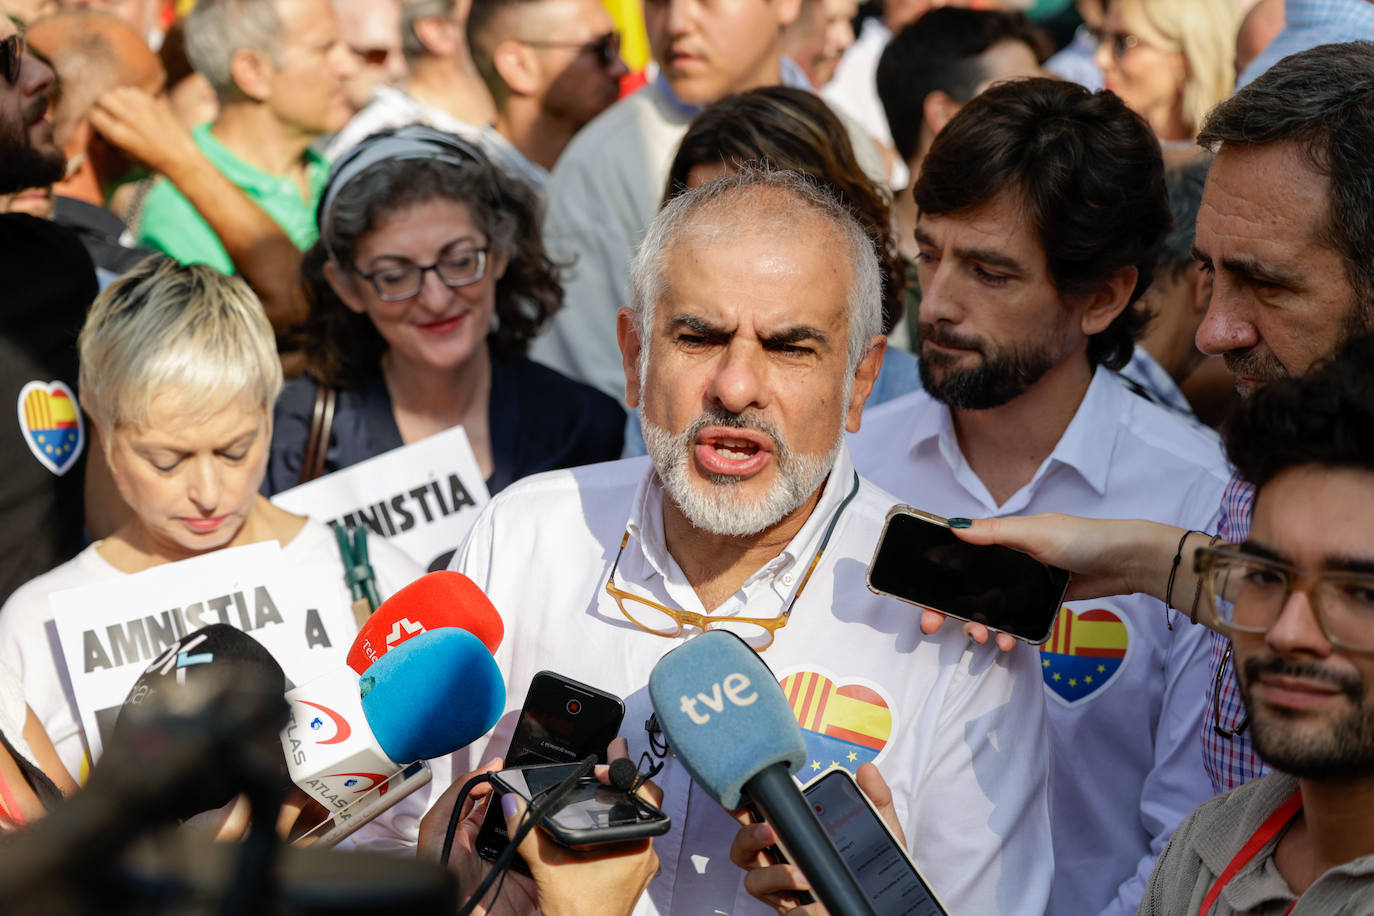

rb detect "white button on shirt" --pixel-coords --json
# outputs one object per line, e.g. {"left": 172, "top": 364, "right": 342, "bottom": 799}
{"left": 367, "top": 444, "right": 1055, "bottom": 916}
{"left": 850, "top": 366, "right": 1231, "bottom": 916}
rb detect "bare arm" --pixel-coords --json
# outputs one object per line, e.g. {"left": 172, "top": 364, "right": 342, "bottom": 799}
{"left": 21, "top": 705, "right": 77, "bottom": 798}
{"left": 87, "top": 88, "right": 309, "bottom": 334}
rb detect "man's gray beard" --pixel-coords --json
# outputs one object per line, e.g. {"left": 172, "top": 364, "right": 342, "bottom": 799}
{"left": 642, "top": 408, "right": 842, "bottom": 538}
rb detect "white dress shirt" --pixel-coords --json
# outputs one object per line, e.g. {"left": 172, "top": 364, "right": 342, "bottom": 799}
{"left": 374, "top": 445, "right": 1054, "bottom": 915}
{"left": 850, "top": 366, "right": 1230, "bottom": 916}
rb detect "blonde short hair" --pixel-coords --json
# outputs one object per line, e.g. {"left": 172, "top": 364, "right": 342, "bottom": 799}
{"left": 79, "top": 258, "right": 283, "bottom": 431}
{"left": 1129, "top": 0, "right": 1240, "bottom": 136}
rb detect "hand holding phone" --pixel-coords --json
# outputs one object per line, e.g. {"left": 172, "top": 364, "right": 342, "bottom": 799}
{"left": 867, "top": 506, "right": 1071, "bottom": 644}
{"left": 476, "top": 672, "right": 626, "bottom": 869}
{"left": 489, "top": 761, "right": 671, "bottom": 849}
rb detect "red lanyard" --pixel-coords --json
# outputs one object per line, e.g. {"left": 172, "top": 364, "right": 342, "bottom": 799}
{"left": 1199, "top": 790, "right": 1304, "bottom": 916}
{"left": 0, "top": 763, "right": 25, "bottom": 830}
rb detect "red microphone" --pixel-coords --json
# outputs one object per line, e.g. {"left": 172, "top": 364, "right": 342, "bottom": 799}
{"left": 346, "top": 571, "right": 504, "bottom": 673}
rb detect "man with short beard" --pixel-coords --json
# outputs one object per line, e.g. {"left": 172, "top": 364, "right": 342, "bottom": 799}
{"left": 1139, "top": 333, "right": 1374, "bottom": 914}
{"left": 850, "top": 78, "right": 1230, "bottom": 916}
{"left": 946, "top": 42, "right": 1374, "bottom": 806}
{"left": 0, "top": 18, "right": 100, "bottom": 606}
{"left": 388, "top": 169, "right": 1055, "bottom": 915}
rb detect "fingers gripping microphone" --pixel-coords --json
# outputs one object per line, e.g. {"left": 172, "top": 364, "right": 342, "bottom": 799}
{"left": 648, "top": 631, "right": 875, "bottom": 916}
{"left": 283, "top": 628, "right": 504, "bottom": 817}
{"left": 347, "top": 571, "right": 504, "bottom": 674}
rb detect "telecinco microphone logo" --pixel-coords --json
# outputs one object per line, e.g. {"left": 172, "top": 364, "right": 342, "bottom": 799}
{"left": 385, "top": 617, "right": 425, "bottom": 648}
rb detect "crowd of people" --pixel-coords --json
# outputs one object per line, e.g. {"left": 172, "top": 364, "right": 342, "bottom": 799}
{"left": 2, "top": 0, "right": 1374, "bottom": 913}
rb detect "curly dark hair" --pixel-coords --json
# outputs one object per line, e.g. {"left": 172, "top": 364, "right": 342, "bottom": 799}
{"left": 1224, "top": 333, "right": 1374, "bottom": 490}
{"left": 914, "top": 77, "right": 1170, "bottom": 371}
{"left": 298, "top": 152, "right": 561, "bottom": 389}
{"left": 662, "top": 86, "right": 907, "bottom": 336}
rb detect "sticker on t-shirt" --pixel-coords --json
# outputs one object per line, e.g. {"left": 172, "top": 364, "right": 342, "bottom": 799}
{"left": 17, "top": 380, "right": 84, "bottom": 476}
{"left": 779, "top": 668, "right": 894, "bottom": 777}
{"left": 1040, "top": 605, "right": 1129, "bottom": 706}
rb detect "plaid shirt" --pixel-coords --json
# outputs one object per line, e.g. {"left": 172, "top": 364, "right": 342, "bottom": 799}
{"left": 1203, "top": 474, "right": 1270, "bottom": 792}
{"left": 1238, "top": 0, "right": 1374, "bottom": 87}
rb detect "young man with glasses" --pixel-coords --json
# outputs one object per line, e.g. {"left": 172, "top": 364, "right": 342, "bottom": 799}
{"left": 947, "top": 42, "right": 1374, "bottom": 797}
{"left": 1139, "top": 332, "right": 1374, "bottom": 914}
{"left": 390, "top": 169, "right": 1054, "bottom": 916}
{"left": 466, "top": 0, "right": 628, "bottom": 193}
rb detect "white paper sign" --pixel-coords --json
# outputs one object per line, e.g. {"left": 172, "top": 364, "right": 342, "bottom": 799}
{"left": 50, "top": 541, "right": 357, "bottom": 762}
{"left": 270, "top": 425, "right": 491, "bottom": 573}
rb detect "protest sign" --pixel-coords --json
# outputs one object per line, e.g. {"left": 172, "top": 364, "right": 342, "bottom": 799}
{"left": 271, "top": 425, "right": 490, "bottom": 572}
{"left": 51, "top": 540, "right": 357, "bottom": 762}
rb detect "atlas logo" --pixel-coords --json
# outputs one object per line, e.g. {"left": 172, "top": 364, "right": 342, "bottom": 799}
{"left": 385, "top": 618, "right": 425, "bottom": 649}
{"left": 298, "top": 701, "right": 352, "bottom": 745}
{"left": 323, "top": 772, "right": 389, "bottom": 795}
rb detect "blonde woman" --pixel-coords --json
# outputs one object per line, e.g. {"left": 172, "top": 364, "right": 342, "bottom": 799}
{"left": 1095, "top": 0, "right": 1241, "bottom": 143}
{"left": 0, "top": 259, "right": 421, "bottom": 782}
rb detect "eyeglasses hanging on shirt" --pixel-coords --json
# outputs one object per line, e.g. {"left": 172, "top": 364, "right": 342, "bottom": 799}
{"left": 603, "top": 471, "right": 860, "bottom": 652}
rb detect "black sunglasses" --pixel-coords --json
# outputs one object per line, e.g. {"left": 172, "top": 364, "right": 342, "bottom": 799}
{"left": 521, "top": 31, "right": 622, "bottom": 68}
{"left": 0, "top": 34, "right": 23, "bottom": 86}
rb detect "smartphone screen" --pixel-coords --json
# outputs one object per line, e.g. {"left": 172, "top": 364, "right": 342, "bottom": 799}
{"left": 492, "top": 762, "right": 669, "bottom": 847}
{"left": 476, "top": 672, "right": 625, "bottom": 865}
{"left": 804, "top": 769, "right": 948, "bottom": 916}
{"left": 867, "top": 508, "right": 1069, "bottom": 644}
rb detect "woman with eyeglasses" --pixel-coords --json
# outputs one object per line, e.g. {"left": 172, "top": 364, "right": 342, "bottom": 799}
{"left": 1093, "top": 0, "right": 1240, "bottom": 145}
{"left": 264, "top": 126, "right": 625, "bottom": 496}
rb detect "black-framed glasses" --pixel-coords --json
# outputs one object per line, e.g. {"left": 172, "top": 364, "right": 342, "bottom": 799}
{"left": 353, "top": 246, "right": 488, "bottom": 301}
{"left": 520, "top": 31, "right": 622, "bottom": 68}
{"left": 1212, "top": 642, "right": 1249, "bottom": 738}
{"left": 604, "top": 471, "right": 861, "bottom": 651}
{"left": 0, "top": 34, "right": 23, "bottom": 86}
{"left": 1195, "top": 545, "right": 1374, "bottom": 653}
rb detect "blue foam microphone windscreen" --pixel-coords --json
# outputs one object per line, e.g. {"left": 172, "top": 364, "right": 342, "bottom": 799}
{"left": 360, "top": 627, "right": 505, "bottom": 762}
{"left": 647, "top": 630, "right": 806, "bottom": 809}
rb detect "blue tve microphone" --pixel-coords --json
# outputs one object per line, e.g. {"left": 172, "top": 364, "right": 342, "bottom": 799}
{"left": 648, "top": 631, "right": 875, "bottom": 916}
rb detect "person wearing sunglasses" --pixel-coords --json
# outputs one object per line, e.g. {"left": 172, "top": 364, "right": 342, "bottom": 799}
{"left": 1092, "top": 0, "right": 1239, "bottom": 146}
{"left": 466, "top": 0, "right": 628, "bottom": 193}
{"left": 263, "top": 127, "right": 624, "bottom": 500}
{"left": 380, "top": 169, "right": 1054, "bottom": 916}
{"left": 334, "top": 0, "right": 408, "bottom": 112}
{"left": 0, "top": 16, "right": 105, "bottom": 611}
{"left": 1139, "top": 332, "right": 1374, "bottom": 915}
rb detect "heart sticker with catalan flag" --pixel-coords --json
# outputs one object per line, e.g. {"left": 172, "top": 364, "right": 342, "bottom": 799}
{"left": 1040, "top": 605, "right": 1130, "bottom": 706}
{"left": 17, "top": 380, "right": 84, "bottom": 476}
{"left": 779, "top": 668, "right": 894, "bottom": 777}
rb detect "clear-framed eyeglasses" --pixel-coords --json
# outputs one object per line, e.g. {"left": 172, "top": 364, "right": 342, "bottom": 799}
{"left": 1195, "top": 545, "right": 1374, "bottom": 653}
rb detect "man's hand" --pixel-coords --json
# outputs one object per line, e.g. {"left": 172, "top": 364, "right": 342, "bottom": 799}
{"left": 88, "top": 87, "right": 202, "bottom": 179}
{"left": 418, "top": 739, "right": 660, "bottom": 916}
{"left": 915, "top": 514, "right": 1192, "bottom": 650}
{"left": 728, "top": 763, "right": 900, "bottom": 915}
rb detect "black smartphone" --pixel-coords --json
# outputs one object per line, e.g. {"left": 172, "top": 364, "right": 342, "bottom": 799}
{"left": 866, "top": 505, "right": 1070, "bottom": 644}
{"left": 489, "top": 761, "right": 670, "bottom": 849}
{"left": 803, "top": 769, "right": 950, "bottom": 916}
{"left": 475, "top": 672, "right": 625, "bottom": 867}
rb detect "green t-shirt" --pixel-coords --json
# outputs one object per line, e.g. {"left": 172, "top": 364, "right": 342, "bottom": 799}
{"left": 136, "top": 123, "right": 329, "bottom": 274}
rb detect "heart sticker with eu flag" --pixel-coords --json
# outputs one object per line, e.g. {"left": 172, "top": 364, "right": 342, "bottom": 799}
{"left": 779, "top": 669, "right": 893, "bottom": 777}
{"left": 1040, "top": 606, "right": 1130, "bottom": 706}
{"left": 17, "top": 380, "right": 84, "bottom": 476}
